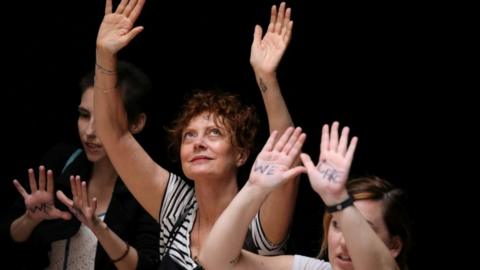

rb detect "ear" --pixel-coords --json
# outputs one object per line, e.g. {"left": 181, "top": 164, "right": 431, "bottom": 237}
{"left": 235, "top": 149, "right": 249, "bottom": 167}
{"left": 130, "top": 113, "right": 147, "bottom": 134}
{"left": 388, "top": 235, "right": 403, "bottom": 258}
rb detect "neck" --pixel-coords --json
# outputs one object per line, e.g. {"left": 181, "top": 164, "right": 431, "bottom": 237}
{"left": 90, "top": 158, "right": 118, "bottom": 187}
{"left": 194, "top": 176, "right": 238, "bottom": 227}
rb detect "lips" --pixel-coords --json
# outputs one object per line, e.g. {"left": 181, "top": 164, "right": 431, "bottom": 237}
{"left": 335, "top": 254, "right": 352, "bottom": 269}
{"left": 190, "top": 155, "right": 213, "bottom": 162}
{"left": 85, "top": 142, "right": 102, "bottom": 151}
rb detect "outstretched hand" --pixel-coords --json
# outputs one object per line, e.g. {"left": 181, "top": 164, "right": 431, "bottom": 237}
{"left": 57, "top": 176, "right": 102, "bottom": 230}
{"left": 96, "top": 0, "right": 146, "bottom": 54}
{"left": 13, "top": 166, "right": 71, "bottom": 223}
{"left": 248, "top": 127, "right": 306, "bottom": 191}
{"left": 300, "top": 122, "right": 358, "bottom": 205}
{"left": 250, "top": 2, "right": 293, "bottom": 75}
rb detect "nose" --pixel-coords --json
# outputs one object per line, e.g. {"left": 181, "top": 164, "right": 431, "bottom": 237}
{"left": 193, "top": 135, "right": 206, "bottom": 151}
{"left": 339, "top": 233, "right": 348, "bottom": 251}
{"left": 86, "top": 116, "right": 96, "bottom": 138}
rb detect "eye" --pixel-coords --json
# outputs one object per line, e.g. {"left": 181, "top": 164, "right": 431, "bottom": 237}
{"left": 210, "top": 128, "right": 221, "bottom": 136}
{"left": 332, "top": 220, "right": 340, "bottom": 231}
{"left": 78, "top": 109, "right": 90, "bottom": 119}
{"left": 183, "top": 131, "right": 195, "bottom": 140}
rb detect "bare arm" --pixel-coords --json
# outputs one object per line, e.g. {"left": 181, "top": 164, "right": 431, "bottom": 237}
{"left": 250, "top": 2, "right": 298, "bottom": 245}
{"left": 301, "top": 122, "right": 398, "bottom": 270}
{"left": 199, "top": 128, "right": 305, "bottom": 269}
{"left": 94, "top": 0, "right": 169, "bottom": 220}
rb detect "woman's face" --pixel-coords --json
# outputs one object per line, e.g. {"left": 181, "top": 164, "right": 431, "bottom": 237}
{"left": 77, "top": 88, "right": 107, "bottom": 162}
{"left": 180, "top": 112, "right": 244, "bottom": 181}
{"left": 327, "top": 199, "right": 400, "bottom": 270}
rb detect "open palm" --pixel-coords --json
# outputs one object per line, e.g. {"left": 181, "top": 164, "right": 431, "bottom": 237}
{"left": 96, "top": 0, "right": 145, "bottom": 54}
{"left": 300, "top": 122, "right": 358, "bottom": 205}
{"left": 250, "top": 2, "right": 293, "bottom": 74}
{"left": 249, "top": 127, "right": 306, "bottom": 191}
{"left": 13, "top": 166, "right": 71, "bottom": 222}
{"left": 57, "top": 176, "right": 99, "bottom": 229}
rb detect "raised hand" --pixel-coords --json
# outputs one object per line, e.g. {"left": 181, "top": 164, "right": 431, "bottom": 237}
{"left": 300, "top": 122, "right": 358, "bottom": 205}
{"left": 96, "top": 0, "right": 146, "bottom": 55}
{"left": 248, "top": 127, "right": 306, "bottom": 191}
{"left": 13, "top": 166, "right": 71, "bottom": 223}
{"left": 56, "top": 176, "right": 101, "bottom": 230}
{"left": 250, "top": 2, "right": 293, "bottom": 75}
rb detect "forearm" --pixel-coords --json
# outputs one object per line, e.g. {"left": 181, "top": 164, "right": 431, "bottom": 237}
{"left": 91, "top": 221, "right": 138, "bottom": 270}
{"left": 336, "top": 207, "right": 399, "bottom": 270}
{"left": 94, "top": 48, "right": 129, "bottom": 144}
{"left": 254, "top": 71, "right": 293, "bottom": 133}
{"left": 259, "top": 178, "right": 299, "bottom": 245}
{"left": 199, "top": 182, "right": 269, "bottom": 269}
{"left": 10, "top": 213, "right": 41, "bottom": 242}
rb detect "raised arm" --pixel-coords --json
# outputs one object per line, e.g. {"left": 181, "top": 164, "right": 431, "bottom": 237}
{"left": 9, "top": 166, "right": 71, "bottom": 242}
{"left": 94, "top": 0, "right": 169, "bottom": 220}
{"left": 199, "top": 127, "right": 305, "bottom": 270}
{"left": 251, "top": 2, "right": 297, "bottom": 245}
{"left": 300, "top": 122, "right": 399, "bottom": 270}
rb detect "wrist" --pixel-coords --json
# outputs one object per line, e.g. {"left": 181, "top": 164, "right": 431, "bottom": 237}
{"left": 253, "top": 69, "right": 277, "bottom": 79}
{"left": 245, "top": 180, "right": 272, "bottom": 198}
{"left": 325, "top": 196, "right": 354, "bottom": 214}
{"left": 23, "top": 213, "right": 42, "bottom": 227}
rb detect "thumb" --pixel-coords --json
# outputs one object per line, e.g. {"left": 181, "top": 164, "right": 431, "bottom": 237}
{"left": 253, "top": 25, "right": 263, "bottom": 46}
{"left": 125, "top": 26, "right": 144, "bottom": 44}
{"left": 300, "top": 153, "right": 316, "bottom": 171}
{"left": 284, "top": 166, "right": 307, "bottom": 180}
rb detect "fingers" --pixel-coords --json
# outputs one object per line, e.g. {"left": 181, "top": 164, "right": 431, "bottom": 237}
{"left": 115, "top": 0, "right": 129, "bottom": 14}
{"left": 261, "top": 130, "right": 279, "bottom": 152}
{"left": 319, "top": 124, "right": 329, "bottom": 162}
{"left": 274, "top": 2, "right": 286, "bottom": 34}
{"left": 337, "top": 126, "right": 350, "bottom": 156}
{"left": 283, "top": 127, "right": 304, "bottom": 155}
{"left": 105, "top": 0, "right": 113, "bottom": 14}
{"left": 253, "top": 25, "right": 263, "bottom": 47}
{"left": 56, "top": 190, "right": 74, "bottom": 208}
{"left": 69, "top": 175, "right": 78, "bottom": 199}
{"left": 123, "top": 0, "right": 138, "bottom": 17}
{"left": 13, "top": 180, "right": 28, "bottom": 199}
{"left": 300, "top": 153, "right": 316, "bottom": 172}
{"left": 38, "top": 166, "right": 46, "bottom": 191}
{"left": 129, "top": 0, "right": 146, "bottom": 23}
{"left": 345, "top": 136, "right": 358, "bottom": 163}
{"left": 81, "top": 181, "right": 90, "bottom": 208}
{"left": 124, "top": 26, "right": 144, "bottom": 45}
{"left": 329, "top": 121, "right": 340, "bottom": 152}
{"left": 273, "top": 127, "right": 295, "bottom": 152}
{"left": 284, "top": 165, "right": 307, "bottom": 181}
{"left": 47, "top": 170, "right": 54, "bottom": 194}
{"left": 267, "top": 5, "right": 277, "bottom": 33}
{"left": 28, "top": 168, "right": 37, "bottom": 193}
{"left": 284, "top": 21, "right": 293, "bottom": 44}
{"left": 281, "top": 7, "right": 291, "bottom": 37}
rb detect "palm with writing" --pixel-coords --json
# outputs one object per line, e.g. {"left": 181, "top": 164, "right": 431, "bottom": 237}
{"left": 248, "top": 127, "right": 306, "bottom": 191}
{"left": 57, "top": 176, "right": 101, "bottom": 230}
{"left": 13, "top": 166, "right": 71, "bottom": 223}
{"left": 96, "top": 0, "right": 145, "bottom": 54}
{"left": 300, "top": 122, "right": 358, "bottom": 205}
{"left": 250, "top": 2, "right": 293, "bottom": 74}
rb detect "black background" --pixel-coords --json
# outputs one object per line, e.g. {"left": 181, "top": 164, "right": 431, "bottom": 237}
{"left": 1, "top": 0, "right": 453, "bottom": 268}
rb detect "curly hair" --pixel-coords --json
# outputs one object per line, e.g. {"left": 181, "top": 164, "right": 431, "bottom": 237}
{"left": 167, "top": 90, "right": 259, "bottom": 162}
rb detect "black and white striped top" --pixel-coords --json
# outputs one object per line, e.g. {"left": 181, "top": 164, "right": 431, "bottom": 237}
{"left": 159, "top": 173, "right": 286, "bottom": 269}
